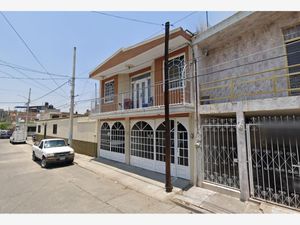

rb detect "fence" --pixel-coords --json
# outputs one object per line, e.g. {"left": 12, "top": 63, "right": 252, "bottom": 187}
{"left": 91, "top": 78, "right": 192, "bottom": 114}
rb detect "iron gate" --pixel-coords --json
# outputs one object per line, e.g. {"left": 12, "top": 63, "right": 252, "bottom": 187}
{"left": 247, "top": 116, "right": 300, "bottom": 209}
{"left": 202, "top": 118, "right": 240, "bottom": 189}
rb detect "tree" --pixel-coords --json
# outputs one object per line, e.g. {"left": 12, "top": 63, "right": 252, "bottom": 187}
{"left": 0, "top": 122, "right": 10, "bottom": 130}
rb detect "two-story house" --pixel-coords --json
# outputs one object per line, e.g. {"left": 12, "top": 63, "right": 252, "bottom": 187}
{"left": 89, "top": 28, "right": 195, "bottom": 180}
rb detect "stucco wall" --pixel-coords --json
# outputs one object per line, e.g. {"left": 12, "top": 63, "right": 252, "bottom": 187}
{"left": 197, "top": 12, "right": 300, "bottom": 104}
{"left": 35, "top": 116, "right": 97, "bottom": 143}
{"left": 117, "top": 73, "right": 130, "bottom": 106}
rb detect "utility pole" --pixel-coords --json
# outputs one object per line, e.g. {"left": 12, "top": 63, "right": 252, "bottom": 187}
{"left": 68, "top": 47, "right": 76, "bottom": 146}
{"left": 206, "top": 11, "right": 209, "bottom": 29}
{"left": 25, "top": 88, "right": 31, "bottom": 136}
{"left": 95, "top": 83, "right": 97, "bottom": 109}
{"left": 164, "top": 21, "right": 173, "bottom": 193}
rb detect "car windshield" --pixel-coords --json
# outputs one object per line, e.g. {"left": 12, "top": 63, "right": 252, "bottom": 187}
{"left": 44, "top": 140, "right": 66, "bottom": 148}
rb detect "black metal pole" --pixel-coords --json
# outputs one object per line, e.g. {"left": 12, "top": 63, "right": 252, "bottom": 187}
{"left": 206, "top": 11, "right": 209, "bottom": 28}
{"left": 43, "top": 123, "right": 47, "bottom": 139}
{"left": 164, "top": 21, "right": 173, "bottom": 193}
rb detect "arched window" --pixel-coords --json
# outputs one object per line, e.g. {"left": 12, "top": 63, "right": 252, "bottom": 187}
{"left": 155, "top": 120, "right": 175, "bottom": 163}
{"left": 155, "top": 121, "right": 189, "bottom": 166}
{"left": 111, "top": 122, "right": 125, "bottom": 154}
{"left": 100, "top": 122, "right": 110, "bottom": 151}
{"left": 168, "top": 55, "right": 184, "bottom": 89}
{"left": 177, "top": 122, "right": 188, "bottom": 166}
{"left": 131, "top": 121, "right": 154, "bottom": 159}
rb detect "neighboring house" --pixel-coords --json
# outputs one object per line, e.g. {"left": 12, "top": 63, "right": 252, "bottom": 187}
{"left": 193, "top": 11, "right": 300, "bottom": 209}
{"left": 90, "top": 28, "right": 195, "bottom": 180}
{"left": 89, "top": 11, "right": 300, "bottom": 210}
{"left": 35, "top": 116, "right": 97, "bottom": 157}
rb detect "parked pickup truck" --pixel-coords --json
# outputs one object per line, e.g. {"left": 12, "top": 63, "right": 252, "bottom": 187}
{"left": 32, "top": 139, "right": 74, "bottom": 168}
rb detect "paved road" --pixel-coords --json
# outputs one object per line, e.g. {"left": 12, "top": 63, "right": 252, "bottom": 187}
{"left": 0, "top": 139, "right": 191, "bottom": 213}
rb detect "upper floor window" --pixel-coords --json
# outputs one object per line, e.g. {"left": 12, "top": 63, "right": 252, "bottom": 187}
{"left": 283, "top": 24, "right": 300, "bottom": 95}
{"left": 168, "top": 55, "right": 185, "bottom": 89}
{"left": 104, "top": 80, "right": 114, "bottom": 103}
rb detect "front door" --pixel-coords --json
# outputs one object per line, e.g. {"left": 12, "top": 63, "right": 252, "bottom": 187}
{"left": 131, "top": 77, "right": 151, "bottom": 109}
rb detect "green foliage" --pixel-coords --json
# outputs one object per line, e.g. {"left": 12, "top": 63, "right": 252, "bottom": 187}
{"left": 0, "top": 122, "right": 11, "bottom": 130}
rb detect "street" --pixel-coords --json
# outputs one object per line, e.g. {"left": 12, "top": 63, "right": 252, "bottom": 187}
{"left": 0, "top": 139, "right": 192, "bottom": 213}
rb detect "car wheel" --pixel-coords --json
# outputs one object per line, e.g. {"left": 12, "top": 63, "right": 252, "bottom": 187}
{"left": 32, "top": 152, "right": 37, "bottom": 161}
{"left": 41, "top": 157, "right": 47, "bottom": 168}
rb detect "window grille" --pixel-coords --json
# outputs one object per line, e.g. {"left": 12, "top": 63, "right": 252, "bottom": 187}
{"left": 111, "top": 122, "right": 125, "bottom": 154}
{"left": 100, "top": 122, "right": 110, "bottom": 151}
{"left": 177, "top": 122, "right": 189, "bottom": 166}
{"left": 130, "top": 121, "right": 154, "bottom": 159}
{"left": 156, "top": 120, "right": 175, "bottom": 163}
{"left": 168, "top": 55, "right": 185, "bottom": 89}
{"left": 155, "top": 120, "right": 189, "bottom": 166}
{"left": 104, "top": 80, "right": 114, "bottom": 103}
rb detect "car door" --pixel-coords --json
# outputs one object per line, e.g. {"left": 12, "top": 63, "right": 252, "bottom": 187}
{"left": 36, "top": 141, "right": 44, "bottom": 159}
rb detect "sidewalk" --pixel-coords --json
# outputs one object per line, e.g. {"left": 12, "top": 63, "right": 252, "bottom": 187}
{"left": 74, "top": 153, "right": 299, "bottom": 214}
{"left": 171, "top": 186, "right": 299, "bottom": 214}
{"left": 74, "top": 153, "right": 191, "bottom": 202}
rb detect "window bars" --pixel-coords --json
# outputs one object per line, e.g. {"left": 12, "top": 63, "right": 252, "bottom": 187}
{"left": 100, "top": 122, "right": 125, "bottom": 154}
{"left": 100, "top": 122, "right": 111, "bottom": 151}
{"left": 202, "top": 118, "right": 240, "bottom": 189}
{"left": 248, "top": 115, "right": 300, "bottom": 209}
{"left": 130, "top": 121, "right": 154, "bottom": 160}
{"left": 111, "top": 122, "right": 125, "bottom": 154}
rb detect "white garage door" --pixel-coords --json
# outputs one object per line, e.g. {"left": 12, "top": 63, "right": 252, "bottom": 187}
{"left": 130, "top": 120, "right": 190, "bottom": 180}
{"left": 100, "top": 122, "right": 125, "bottom": 163}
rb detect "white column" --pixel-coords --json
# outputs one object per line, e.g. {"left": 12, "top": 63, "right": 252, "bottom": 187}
{"left": 124, "top": 118, "right": 130, "bottom": 165}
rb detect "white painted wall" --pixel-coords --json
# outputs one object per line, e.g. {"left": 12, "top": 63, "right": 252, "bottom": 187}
{"left": 35, "top": 116, "right": 97, "bottom": 143}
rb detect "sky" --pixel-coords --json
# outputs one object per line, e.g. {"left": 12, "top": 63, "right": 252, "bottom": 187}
{"left": 0, "top": 11, "right": 234, "bottom": 113}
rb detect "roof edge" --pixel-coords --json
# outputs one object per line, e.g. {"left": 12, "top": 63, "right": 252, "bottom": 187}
{"left": 89, "top": 27, "right": 191, "bottom": 78}
{"left": 192, "top": 11, "right": 255, "bottom": 46}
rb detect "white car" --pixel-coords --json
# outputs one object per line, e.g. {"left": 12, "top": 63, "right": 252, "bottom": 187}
{"left": 32, "top": 139, "right": 75, "bottom": 168}
{"left": 10, "top": 127, "right": 27, "bottom": 144}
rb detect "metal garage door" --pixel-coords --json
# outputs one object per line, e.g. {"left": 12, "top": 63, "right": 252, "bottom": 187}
{"left": 247, "top": 116, "right": 300, "bottom": 209}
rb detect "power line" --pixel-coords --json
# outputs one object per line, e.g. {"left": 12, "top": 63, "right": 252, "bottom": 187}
{"left": 0, "top": 59, "right": 70, "bottom": 78}
{"left": 172, "top": 11, "right": 198, "bottom": 26}
{"left": 91, "top": 11, "right": 164, "bottom": 27}
{"left": 31, "top": 80, "right": 69, "bottom": 103}
{"left": 9, "top": 66, "right": 69, "bottom": 99}
{"left": 0, "top": 12, "right": 68, "bottom": 96}
{"left": 0, "top": 76, "right": 68, "bottom": 80}
{"left": 0, "top": 101, "right": 25, "bottom": 104}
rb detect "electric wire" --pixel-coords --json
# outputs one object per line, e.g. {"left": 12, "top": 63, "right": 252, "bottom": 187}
{"left": 91, "top": 11, "right": 164, "bottom": 27}
{"left": 0, "top": 12, "right": 69, "bottom": 97}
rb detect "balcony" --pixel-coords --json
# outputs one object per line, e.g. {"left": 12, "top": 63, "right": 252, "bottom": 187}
{"left": 199, "top": 64, "right": 300, "bottom": 105}
{"left": 91, "top": 78, "right": 193, "bottom": 116}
